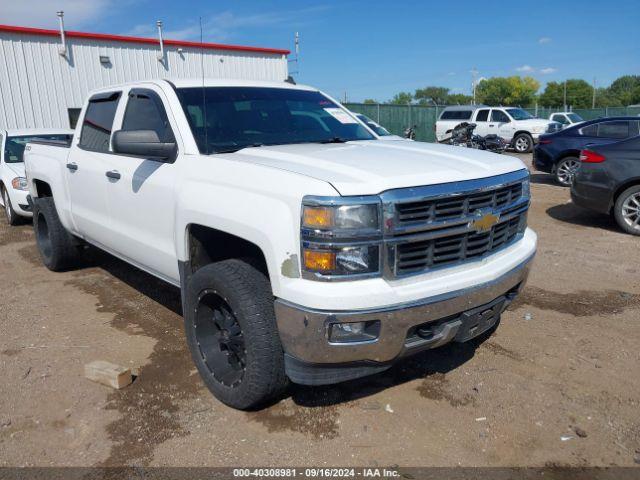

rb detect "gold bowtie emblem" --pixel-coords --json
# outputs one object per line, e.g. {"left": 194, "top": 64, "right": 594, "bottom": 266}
{"left": 471, "top": 213, "right": 500, "bottom": 233}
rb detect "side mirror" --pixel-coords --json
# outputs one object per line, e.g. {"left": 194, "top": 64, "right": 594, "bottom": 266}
{"left": 112, "top": 130, "right": 176, "bottom": 162}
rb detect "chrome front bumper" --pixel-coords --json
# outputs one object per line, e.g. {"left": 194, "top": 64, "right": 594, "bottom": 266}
{"left": 274, "top": 254, "right": 533, "bottom": 367}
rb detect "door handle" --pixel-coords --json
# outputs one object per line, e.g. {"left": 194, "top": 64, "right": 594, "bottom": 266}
{"left": 489, "top": 124, "right": 495, "bottom": 127}
{"left": 105, "top": 170, "right": 121, "bottom": 180}
{"left": 66, "top": 162, "right": 78, "bottom": 171}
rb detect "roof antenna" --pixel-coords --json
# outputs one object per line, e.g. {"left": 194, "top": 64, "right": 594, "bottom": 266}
{"left": 286, "top": 31, "right": 299, "bottom": 82}
{"left": 199, "top": 17, "right": 209, "bottom": 154}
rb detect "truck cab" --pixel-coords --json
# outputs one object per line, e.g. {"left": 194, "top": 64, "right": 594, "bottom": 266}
{"left": 25, "top": 79, "right": 536, "bottom": 410}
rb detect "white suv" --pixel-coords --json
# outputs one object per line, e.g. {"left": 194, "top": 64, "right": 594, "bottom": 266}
{"left": 436, "top": 105, "right": 557, "bottom": 153}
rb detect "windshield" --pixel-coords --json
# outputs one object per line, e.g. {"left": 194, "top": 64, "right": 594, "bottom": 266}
{"left": 176, "top": 87, "right": 375, "bottom": 154}
{"left": 505, "top": 108, "right": 534, "bottom": 121}
{"left": 4, "top": 134, "right": 72, "bottom": 163}
{"left": 567, "top": 113, "right": 583, "bottom": 123}
{"left": 356, "top": 114, "right": 392, "bottom": 136}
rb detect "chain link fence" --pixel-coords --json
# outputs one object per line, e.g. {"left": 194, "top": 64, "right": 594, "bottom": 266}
{"left": 344, "top": 103, "right": 640, "bottom": 142}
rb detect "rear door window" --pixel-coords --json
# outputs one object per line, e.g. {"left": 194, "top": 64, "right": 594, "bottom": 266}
{"left": 475, "top": 109, "right": 489, "bottom": 122}
{"left": 79, "top": 92, "right": 121, "bottom": 153}
{"left": 579, "top": 124, "right": 598, "bottom": 136}
{"left": 597, "top": 121, "right": 630, "bottom": 139}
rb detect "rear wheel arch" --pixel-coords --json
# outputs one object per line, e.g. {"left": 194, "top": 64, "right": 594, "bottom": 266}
{"left": 553, "top": 151, "right": 581, "bottom": 170}
{"left": 611, "top": 178, "right": 640, "bottom": 212}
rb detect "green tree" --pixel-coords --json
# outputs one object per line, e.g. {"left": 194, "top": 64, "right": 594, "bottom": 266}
{"left": 363, "top": 98, "right": 377, "bottom": 104}
{"left": 609, "top": 75, "right": 640, "bottom": 105}
{"left": 446, "top": 93, "right": 473, "bottom": 105}
{"left": 388, "top": 92, "right": 413, "bottom": 104}
{"left": 593, "top": 87, "right": 623, "bottom": 108}
{"left": 414, "top": 86, "right": 449, "bottom": 105}
{"left": 539, "top": 79, "right": 594, "bottom": 108}
{"left": 476, "top": 76, "right": 540, "bottom": 106}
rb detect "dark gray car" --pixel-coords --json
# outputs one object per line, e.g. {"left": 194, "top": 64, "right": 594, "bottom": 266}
{"left": 571, "top": 135, "right": 640, "bottom": 235}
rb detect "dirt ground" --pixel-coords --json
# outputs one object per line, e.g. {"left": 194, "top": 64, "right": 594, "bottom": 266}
{"left": 1, "top": 154, "right": 639, "bottom": 468}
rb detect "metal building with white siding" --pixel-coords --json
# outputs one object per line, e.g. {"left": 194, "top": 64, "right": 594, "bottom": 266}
{"left": 0, "top": 23, "right": 290, "bottom": 130}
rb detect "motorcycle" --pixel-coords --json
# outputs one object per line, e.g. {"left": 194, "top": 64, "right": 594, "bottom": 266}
{"left": 404, "top": 124, "right": 417, "bottom": 140}
{"left": 445, "top": 122, "right": 507, "bottom": 154}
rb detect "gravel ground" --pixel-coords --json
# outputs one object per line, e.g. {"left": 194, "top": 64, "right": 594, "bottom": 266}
{"left": 1, "top": 153, "right": 639, "bottom": 468}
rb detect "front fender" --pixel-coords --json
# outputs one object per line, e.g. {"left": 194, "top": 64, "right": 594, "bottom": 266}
{"left": 174, "top": 164, "right": 338, "bottom": 298}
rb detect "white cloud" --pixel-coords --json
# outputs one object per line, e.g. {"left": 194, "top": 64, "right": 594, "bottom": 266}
{"left": 540, "top": 67, "right": 557, "bottom": 74}
{"left": 0, "top": 0, "right": 116, "bottom": 29}
{"left": 127, "top": 6, "right": 331, "bottom": 42}
{"left": 516, "top": 65, "right": 534, "bottom": 73}
{"left": 538, "top": 37, "right": 552, "bottom": 44}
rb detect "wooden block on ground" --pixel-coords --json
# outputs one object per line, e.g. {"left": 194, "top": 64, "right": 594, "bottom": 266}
{"left": 85, "top": 360, "right": 132, "bottom": 389}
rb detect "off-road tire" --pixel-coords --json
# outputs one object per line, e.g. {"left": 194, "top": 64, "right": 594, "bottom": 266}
{"left": 2, "top": 186, "right": 21, "bottom": 226}
{"left": 613, "top": 185, "right": 640, "bottom": 236}
{"left": 184, "top": 259, "right": 288, "bottom": 410}
{"left": 554, "top": 156, "right": 580, "bottom": 187}
{"left": 32, "top": 196, "right": 81, "bottom": 271}
{"left": 513, "top": 133, "right": 533, "bottom": 153}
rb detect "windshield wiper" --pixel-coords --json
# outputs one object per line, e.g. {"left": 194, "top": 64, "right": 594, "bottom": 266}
{"left": 319, "top": 137, "right": 348, "bottom": 144}
{"left": 213, "top": 143, "right": 264, "bottom": 154}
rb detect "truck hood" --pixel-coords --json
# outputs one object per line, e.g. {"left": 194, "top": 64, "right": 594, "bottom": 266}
{"left": 231, "top": 141, "right": 526, "bottom": 196}
{"left": 3, "top": 162, "right": 25, "bottom": 178}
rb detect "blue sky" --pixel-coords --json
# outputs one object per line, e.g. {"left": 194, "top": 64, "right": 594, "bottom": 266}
{"left": 3, "top": 0, "right": 639, "bottom": 101}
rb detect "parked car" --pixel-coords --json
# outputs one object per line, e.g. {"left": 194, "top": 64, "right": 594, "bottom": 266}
{"left": 548, "top": 112, "right": 585, "bottom": 128}
{"left": 1, "top": 129, "right": 73, "bottom": 225}
{"left": 571, "top": 135, "right": 640, "bottom": 235}
{"left": 534, "top": 117, "right": 640, "bottom": 186}
{"left": 25, "top": 78, "right": 536, "bottom": 410}
{"left": 436, "top": 105, "right": 557, "bottom": 153}
{"left": 354, "top": 113, "right": 404, "bottom": 140}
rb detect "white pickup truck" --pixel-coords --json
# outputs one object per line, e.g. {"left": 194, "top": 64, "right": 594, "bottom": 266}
{"left": 436, "top": 105, "right": 558, "bottom": 153}
{"left": 25, "top": 79, "right": 536, "bottom": 409}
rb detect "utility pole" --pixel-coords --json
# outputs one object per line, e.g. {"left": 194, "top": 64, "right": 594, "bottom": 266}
{"left": 592, "top": 77, "right": 597, "bottom": 108}
{"left": 563, "top": 80, "right": 567, "bottom": 111}
{"left": 471, "top": 67, "right": 479, "bottom": 104}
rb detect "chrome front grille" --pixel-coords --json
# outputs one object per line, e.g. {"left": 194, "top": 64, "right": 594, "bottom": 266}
{"left": 380, "top": 170, "right": 530, "bottom": 278}
{"left": 395, "top": 214, "right": 524, "bottom": 275}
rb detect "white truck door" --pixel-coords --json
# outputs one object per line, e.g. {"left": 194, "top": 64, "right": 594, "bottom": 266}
{"left": 66, "top": 92, "right": 122, "bottom": 242}
{"left": 491, "top": 109, "right": 513, "bottom": 140}
{"left": 103, "top": 87, "right": 180, "bottom": 283}
{"left": 473, "top": 108, "right": 491, "bottom": 136}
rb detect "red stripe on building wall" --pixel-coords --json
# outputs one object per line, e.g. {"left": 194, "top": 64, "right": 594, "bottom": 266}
{"left": 0, "top": 24, "right": 290, "bottom": 55}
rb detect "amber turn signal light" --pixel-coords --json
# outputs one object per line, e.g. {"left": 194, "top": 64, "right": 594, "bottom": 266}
{"left": 303, "top": 249, "right": 336, "bottom": 272}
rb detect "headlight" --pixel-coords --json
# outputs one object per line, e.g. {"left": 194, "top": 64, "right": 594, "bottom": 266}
{"left": 302, "top": 203, "right": 379, "bottom": 231}
{"left": 11, "top": 177, "right": 28, "bottom": 191}
{"left": 301, "top": 196, "right": 382, "bottom": 280}
{"left": 521, "top": 177, "right": 531, "bottom": 198}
